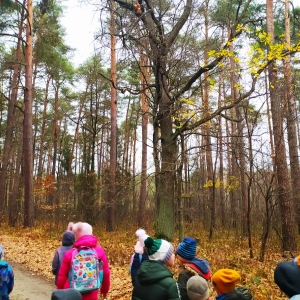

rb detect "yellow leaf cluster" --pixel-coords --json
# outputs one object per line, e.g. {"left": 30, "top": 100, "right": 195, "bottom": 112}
{"left": 248, "top": 30, "right": 300, "bottom": 76}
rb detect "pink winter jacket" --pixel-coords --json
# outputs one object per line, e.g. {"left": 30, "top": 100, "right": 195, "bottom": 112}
{"left": 56, "top": 235, "right": 110, "bottom": 300}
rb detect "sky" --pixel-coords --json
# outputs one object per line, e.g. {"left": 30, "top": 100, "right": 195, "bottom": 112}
{"left": 61, "top": 0, "right": 300, "bottom": 68}
{"left": 60, "top": 0, "right": 100, "bottom": 67}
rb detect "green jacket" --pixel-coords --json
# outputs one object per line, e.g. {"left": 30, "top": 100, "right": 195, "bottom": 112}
{"left": 132, "top": 260, "right": 182, "bottom": 300}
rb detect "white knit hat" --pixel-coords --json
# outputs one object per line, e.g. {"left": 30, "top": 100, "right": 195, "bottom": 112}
{"left": 134, "top": 229, "right": 149, "bottom": 254}
{"left": 144, "top": 237, "right": 174, "bottom": 264}
{"left": 68, "top": 222, "right": 93, "bottom": 240}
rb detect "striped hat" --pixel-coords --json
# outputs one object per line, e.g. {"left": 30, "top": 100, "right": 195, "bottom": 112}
{"left": 176, "top": 237, "right": 197, "bottom": 260}
{"left": 144, "top": 237, "right": 174, "bottom": 264}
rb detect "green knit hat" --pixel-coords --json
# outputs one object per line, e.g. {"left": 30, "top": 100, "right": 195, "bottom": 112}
{"left": 144, "top": 237, "right": 174, "bottom": 264}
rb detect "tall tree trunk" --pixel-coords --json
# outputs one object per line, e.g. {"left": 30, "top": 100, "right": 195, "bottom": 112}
{"left": 155, "top": 57, "right": 177, "bottom": 240}
{"left": 48, "top": 86, "right": 59, "bottom": 206}
{"left": 228, "top": 28, "right": 248, "bottom": 235}
{"left": 203, "top": 0, "right": 215, "bottom": 239}
{"left": 51, "top": 87, "right": 59, "bottom": 178}
{"left": 68, "top": 93, "right": 86, "bottom": 177}
{"left": 138, "top": 47, "right": 150, "bottom": 226}
{"left": 106, "top": 0, "right": 117, "bottom": 231}
{"left": 177, "top": 134, "right": 184, "bottom": 240}
{"left": 23, "top": 0, "right": 34, "bottom": 228}
{"left": 266, "top": 0, "right": 296, "bottom": 252}
{"left": 284, "top": 0, "right": 300, "bottom": 234}
{"left": 218, "top": 72, "right": 225, "bottom": 226}
{"left": 0, "top": 3, "right": 24, "bottom": 220}
{"left": 37, "top": 75, "right": 51, "bottom": 178}
{"left": 121, "top": 98, "right": 131, "bottom": 175}
{"left": 9, "top": 122, "right": 23, "bottom": 227}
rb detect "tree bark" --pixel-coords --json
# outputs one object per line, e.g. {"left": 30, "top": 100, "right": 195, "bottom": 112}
{"left": 23, "top": 0, "right": 34, "bottom": 228}
{"left": 138, "top": 45, "right": 150, "bottom": 226}
{"left": 266, "top": 0, "right": 296, "bottom": 252}
{"left": 284, "top": 0, "right": 300, "bottom": 235}
{"left": 0, "top": 2, "right": 24, "bottom": 220}
{"left": 9, "top": 121, "right": 23, "bottom": 227}
{"left": 106, "top": 0, "right": 117, "bottom": 232}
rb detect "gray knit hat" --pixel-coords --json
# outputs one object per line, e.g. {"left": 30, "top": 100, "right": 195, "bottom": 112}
{"left": 187, "top": 276, "right": 210, "bottom": 300}
{"left": 51, "top": 289, "right": 82, "bottom": 300}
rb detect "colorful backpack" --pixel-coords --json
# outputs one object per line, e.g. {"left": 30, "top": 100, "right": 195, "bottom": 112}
{"left": 69, "top": 247, "right": 103, "bottom": 293}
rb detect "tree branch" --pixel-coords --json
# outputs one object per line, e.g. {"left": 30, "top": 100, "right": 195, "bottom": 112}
{"left": 165, "top": 0, "right": 192, "bottom": 49}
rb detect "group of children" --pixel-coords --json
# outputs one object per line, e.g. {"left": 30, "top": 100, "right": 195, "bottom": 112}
{"left": 129, "top": 230, "right": 252, "bottom": 300}
{"left": 129, "top": 229, "right": 300, "bottom": 300}
{"left": 0, "top": 224, "right": 300, "bottom": 299}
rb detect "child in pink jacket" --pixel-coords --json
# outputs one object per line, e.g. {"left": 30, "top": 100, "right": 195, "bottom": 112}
{"left": 56, "top": 222, "right": 110, "bottom": 300}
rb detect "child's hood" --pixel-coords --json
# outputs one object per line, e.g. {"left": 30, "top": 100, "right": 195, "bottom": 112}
{"left": 73, "top": 234, "right": 98, "bottom": 248}
{"left": 62, "top": 230, "right": 75, "bottom": 246}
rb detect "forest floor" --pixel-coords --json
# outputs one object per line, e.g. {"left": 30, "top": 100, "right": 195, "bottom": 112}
{"left": 0, "top": 224, "right": 294, "bottom": 300}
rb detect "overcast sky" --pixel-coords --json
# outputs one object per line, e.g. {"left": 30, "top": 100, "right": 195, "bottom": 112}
{"left": 60, "top": 0, "right": 100, "bottom": 67}
{"left": 61, "top": 0, "right": 300, "bottom": 67}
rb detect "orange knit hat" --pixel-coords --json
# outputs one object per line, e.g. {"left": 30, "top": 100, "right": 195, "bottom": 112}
{"left": 211, "top": 269, "right": 241, "bottom": 294}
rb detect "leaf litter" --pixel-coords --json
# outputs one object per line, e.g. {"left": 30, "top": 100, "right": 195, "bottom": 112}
{"left": 0, "top": 226, "right": 293, "bottom": 299}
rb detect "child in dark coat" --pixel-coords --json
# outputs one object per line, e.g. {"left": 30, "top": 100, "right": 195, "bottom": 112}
{"left": 132, "top": 236, "right": 181, "bottom": 300}
{"left": 52, "top": 229, "right": 75, "bottom": 285}
{"left": 130, "top": 228, "right": 149, "bottom": 287}
{"left": 176, "top": 237, "right": 211, "bottom": 296}
{"left": 211, "top": 269, "right": 253, "bottom": 300}
{"left": 274, "top": 255, "right": 300, "bottom": 299}
{"left": 0, "top": 245, "right": 14, "bottom": 300}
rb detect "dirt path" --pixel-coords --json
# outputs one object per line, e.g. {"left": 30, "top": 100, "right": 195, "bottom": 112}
{"left": 8, "top": 260, "right": 56, "bottom": 300}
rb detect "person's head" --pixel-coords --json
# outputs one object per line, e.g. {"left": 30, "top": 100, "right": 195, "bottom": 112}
{"left": 62, "top": 230, "right": 75, "bottom": 246}
{"left": 51, "top": 288, "right": 82, "bottom": 300}
{"left": 274, "top": 257, "right": 300, "bottom": 298}
{"left": 0, "top": 245, "right": 4, "bottom": 261}
{"left": 134, "top": 228, "right": 149, "bottom": 254}
{"left": 67, "top": 222, "right": 93, "bottom": 240}
{"left": 187, "top": 276, "right": 210, "bottom": 300}
{"left": 176, "top": 237, "right": 197, "bottom": 263}
{"left": 211, "top": 269, "right": 241, "bottom": 295}
{"left": 144, "top": 237, "right": 175, "bottom": 267}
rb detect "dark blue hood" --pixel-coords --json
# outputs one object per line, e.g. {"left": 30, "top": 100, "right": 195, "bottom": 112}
{"left": 61, "top": 230, "right": 75, "bottom": 246}
{"left": 190, "top": 258, "right": 210, "bottom": 274}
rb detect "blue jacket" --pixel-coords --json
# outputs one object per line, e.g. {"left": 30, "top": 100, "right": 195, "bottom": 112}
{"left": 0, "top": 261, "right": 14, "bottom": 300}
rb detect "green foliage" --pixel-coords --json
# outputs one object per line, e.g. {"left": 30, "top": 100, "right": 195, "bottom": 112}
{"left": 34, "top": 0, "right": 74, "bottom": 85}
{"left": 59, "top": 134, "right": 73, "bottom": 173}
{"left": 0, "top": 0, "right": 19, "bottom": 34}
{"left": 211, "top": 0, "right": 265, "bottom": 28}
{"left": 0, "top": 0, "right": 18, "bottom": 11}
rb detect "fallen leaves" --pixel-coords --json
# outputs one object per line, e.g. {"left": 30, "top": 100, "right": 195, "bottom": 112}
{"left": 0, "top": 226, "right": 292, "bottom": 299}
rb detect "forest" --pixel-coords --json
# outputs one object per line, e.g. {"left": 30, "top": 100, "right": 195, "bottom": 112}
{"left": 1, "top": 0, "right": 300, "bottom": 286}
